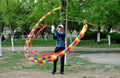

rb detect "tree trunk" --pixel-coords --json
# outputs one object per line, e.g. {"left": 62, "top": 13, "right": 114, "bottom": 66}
{"left": 44, "top": 32, "right": 47, "bottom": 41}
{"left": 11, "top": 30, "right": 15, "bottom": 52}
{"left": 107, "top": 23, "right": 112, "bottom": 46}
{"left": 97, "top": 25, "right": 101, "bottom": 42}
{"left": 0, "top": 33, "right": 2, "bottom": 57}
{"left": 0, "top": 25, "right": 4, "bottom": 57}
{"left": 68, "top": 30, "right": 72, "bottom": 43}
{"left": 60, "top": 0, "right": 66, "bottom": 24}
{"left": 108, "top": 34, "right": 111, "bottom": 46}
{"left": 97, "top": 32, "right": 100, "bottom": 42}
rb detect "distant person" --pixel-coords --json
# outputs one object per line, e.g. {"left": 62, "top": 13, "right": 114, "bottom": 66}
{"left": 51, "top": 24, "right": 65, "bottom": 75}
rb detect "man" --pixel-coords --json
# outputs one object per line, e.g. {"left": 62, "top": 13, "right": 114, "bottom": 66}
{"left": 51, "top": 24, "right": 65, "bottom": 75}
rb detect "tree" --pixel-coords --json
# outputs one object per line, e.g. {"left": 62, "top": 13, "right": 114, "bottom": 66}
{"left": 0, "top": 1, "right": 6, "bottom": 56}
{"left": 0, "top": 20, "right": 4, "bottom": 57}
{"left": 1, "top": 0, "right": 29, "bottom": 52}
{"left": 75, "top": 0, "right": 120, "bottom": 44}
{"left": 5, "top": 0, "right": 20, "bottom": 52}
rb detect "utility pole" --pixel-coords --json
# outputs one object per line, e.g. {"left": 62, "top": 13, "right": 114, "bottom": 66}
{"left": 60, "top": 0, "right": 68, "bottom": 65}
{"left": 65, "top": 0, "right": 68, "bottom": 65}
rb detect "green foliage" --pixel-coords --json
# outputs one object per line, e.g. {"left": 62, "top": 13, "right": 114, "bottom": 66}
{"left": 1, "top": 0, "right": 21, "bottom": 29}
{"left": 111, "top": 32, "right": 120, "bottom": 43}
{"left": 101, "top": 31, "right": 108, "bottom": 39}
{"left": 82, "top": 31, "right": 107, "bottom": 40}
{"left": 0, "top": 0, "right": 120, "bottom": 34}
{"left": 86, "top": 0, "right": 120, "bottom": 28}
{"left": 82, "top": 31, "right": 95, "bottom": 40}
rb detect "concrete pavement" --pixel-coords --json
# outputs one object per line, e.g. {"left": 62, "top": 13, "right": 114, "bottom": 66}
{"left": 2, "top": 47, "right": 120, "bottom": 52}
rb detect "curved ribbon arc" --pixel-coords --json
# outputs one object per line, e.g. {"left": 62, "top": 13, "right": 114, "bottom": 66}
{"left": 30, "top": 24, "right": 48, "bottom": 56}
{"left": 24, "top": 7, "right": 61, "bottom": 65}
{"left": 24, "top": 6, "right": 88, "bottom": 65}
{"left": 30, "top": 24, "right": 61, "bottom": 57}
{"left": 35, "top": 24, "right": 48, "bottom": 38}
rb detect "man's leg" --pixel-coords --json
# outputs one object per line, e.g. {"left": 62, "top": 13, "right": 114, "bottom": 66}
{"left": 52, "top": 58, "right": 58, "bottom": 74}
{"left": 60, "top": 55, "right": 65, "bottom": 74}
{"left": 52, "top": 47, "right": 59, "bottom": 74}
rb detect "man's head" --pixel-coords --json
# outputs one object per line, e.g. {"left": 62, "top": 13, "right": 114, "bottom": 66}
{"left": 57, "top": 24, "right": 64, "bottom": 32}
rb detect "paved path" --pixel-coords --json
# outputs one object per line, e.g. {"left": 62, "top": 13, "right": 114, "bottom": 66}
{"left": 2, "top": 47, "right": 120, "bottom": 52}
{"left": 80, "top": 53, "right": 120, "bottom": 65}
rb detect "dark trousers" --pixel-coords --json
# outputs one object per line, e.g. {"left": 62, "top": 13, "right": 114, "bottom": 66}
{"left": 53, "top": 47, "right": 65, "bottom": 73}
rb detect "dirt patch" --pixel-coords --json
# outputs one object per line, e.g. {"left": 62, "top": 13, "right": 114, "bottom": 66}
{"left": 0, "top": 70, "right": 120, "bottom": 78}
{"left": 80, "top": 53, "right": 120, "bottom": 65}
{"left": 1, "top": 49, "right": 120, "bottom": 78}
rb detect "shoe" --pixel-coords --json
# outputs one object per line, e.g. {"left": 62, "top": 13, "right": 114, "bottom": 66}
{"left": 60, "top": 72, "right": 64, "bottom": 75}
{"left": 52, "top": 71, "right": 56, "bottom": 74}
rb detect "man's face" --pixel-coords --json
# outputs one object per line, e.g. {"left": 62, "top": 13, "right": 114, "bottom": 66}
{"left": 57, "top": 26, "right": 64, "bottom": 32}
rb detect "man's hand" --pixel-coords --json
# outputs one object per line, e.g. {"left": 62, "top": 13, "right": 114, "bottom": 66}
{"left": 51, "top": 25, "right": 55, "bottom": 33}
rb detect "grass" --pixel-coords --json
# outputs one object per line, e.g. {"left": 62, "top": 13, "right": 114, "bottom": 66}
{"left": 0, "top": 51, "right": 23, "bottom": 73}
{"left": 1, "top": 38, "right": 120, "bottom": 78}
{"left": 2, "top": 38, "right": 120, "bottom": 48}
{"left": 78, "top": 39, "right": 120, "bottom": 48}
{"left": 0, "top": 51, "right": 120, "bottom": 74}
{"left": 2, "top": 38, "right": 56, "bottom": 47}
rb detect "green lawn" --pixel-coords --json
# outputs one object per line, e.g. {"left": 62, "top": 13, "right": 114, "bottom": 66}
{"left": 2, "top": 38, "right": 120, "bottom": 48}
{"left": 2, "top": 38, "right": 56, "bottom": 47}
{"left": 78, "top": 39, "right": 120, "bottom": 48}
{"left": 0, "top": 51, "right": 120, "bottom": 73}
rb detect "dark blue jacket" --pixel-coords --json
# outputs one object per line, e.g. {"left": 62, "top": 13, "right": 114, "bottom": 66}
{"left": 53, "top": 30, "right": 65, "bottom": 47}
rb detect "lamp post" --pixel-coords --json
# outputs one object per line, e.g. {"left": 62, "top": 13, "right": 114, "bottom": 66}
{"left": 60, "top": 0, "right": 68, "bottom": 65}
{"left": 65, "top": 0, "right": 68, "bottom": 65}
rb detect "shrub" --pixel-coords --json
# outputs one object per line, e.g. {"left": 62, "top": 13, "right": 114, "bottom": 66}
{"left": 83, "top": 31, "right": 107, "bottom": 40}
{"left": 101, "top": 31, "right": 107, "bottom": 39}
{"left": 111, "top": 32, "right": 120, "bottom": 43}
{"left": 83, "top": 31, "right": 97, "bottom": 40}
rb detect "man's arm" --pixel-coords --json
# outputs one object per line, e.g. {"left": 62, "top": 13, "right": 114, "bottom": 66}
{"left": 53, "top": 30, "right": 58, "bottom": 39}
{"left": 55, "top": 30, "right": 65, "bottom": 39}
{"left": 53, "top": 30, "right": 65, "bottom": 39}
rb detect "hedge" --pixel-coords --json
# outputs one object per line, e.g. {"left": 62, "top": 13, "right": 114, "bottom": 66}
{"left": 111, "top": 32, "right": 120, "bottom": 43}
{"left": 83, "top": 31, "right": 107, "bottom": 40}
